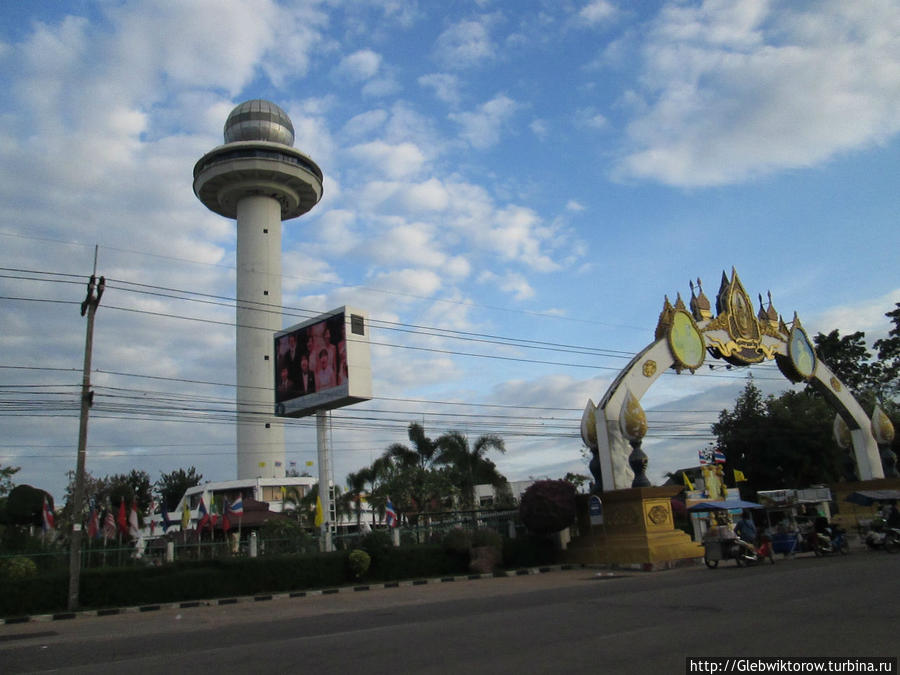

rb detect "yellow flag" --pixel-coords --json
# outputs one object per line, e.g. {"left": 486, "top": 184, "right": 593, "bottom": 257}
{"left": 734, "top": 469, "right": 747, "bottom": 483}
{"left": 181, "top": 501, "right": 190, "bottom": 530}
{"left": 682, "top": 472, "right": 694, "bottom": 491}
{"left": 314, "top": 496, "right": 323, "bottom": 527}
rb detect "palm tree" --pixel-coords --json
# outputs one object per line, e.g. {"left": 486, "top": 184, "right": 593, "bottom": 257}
{"left": 385, "top": 423, "right": 440, "bottom": 523}
{"left": 345, "top": 469, "right": 370, "bottom": 529}
{"left": 433, "top": 431, "right": 507, "bottom": 511}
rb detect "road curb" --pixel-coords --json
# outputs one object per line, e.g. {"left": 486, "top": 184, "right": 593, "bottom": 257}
{"left": 0, "top": 564, "right": 580, "bottom": 625}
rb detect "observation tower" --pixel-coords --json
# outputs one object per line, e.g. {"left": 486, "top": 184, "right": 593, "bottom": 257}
{"left": 194, "top": 100, "right": 324, "bottom": 479}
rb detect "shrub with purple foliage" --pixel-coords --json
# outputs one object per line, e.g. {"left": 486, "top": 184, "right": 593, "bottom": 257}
{"left": 518, "top": 480, "right": 577, "bottom": 534}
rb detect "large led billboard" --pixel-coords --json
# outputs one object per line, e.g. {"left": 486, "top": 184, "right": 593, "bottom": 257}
{"left": 273, "top": 306, "right": 372, "bottom": 417}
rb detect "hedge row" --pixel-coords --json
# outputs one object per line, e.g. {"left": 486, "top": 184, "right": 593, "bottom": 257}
{"left": 0, "top": 534, "right": 554, "bottom": 617}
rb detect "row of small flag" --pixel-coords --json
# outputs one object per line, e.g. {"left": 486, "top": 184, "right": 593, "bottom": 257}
{"left": 43, "top": 495, "right": 245, "bottom": 540}
{"left": 192, "top": 496, "right": 244, "bottom": 534}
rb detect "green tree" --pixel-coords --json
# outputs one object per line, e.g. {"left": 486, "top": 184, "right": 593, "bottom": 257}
{"left": 0, "top": 464, "right": 19, "bottom": 498}
{"left": 155, "top": 467, "right": 203, "bottom": 512}
{"left": 713, "top": 379, "right": 843, "bottom": 492}
{"left": 62, "top": 470, "right": 122, "bottom": 529}
{"left": 433, "top": 431, "right": 507, "bottom": 510}
{"left": 812, "top": 329, "right": 881, "bottom": 402}
{"left": 345, "top": 468, "right": 371, "bottom": 528}
{"left": 563, "top": 472, "right": 590, "bottom": 493}
{"left": 0, "top": 464, "right": 20, "bottom": 530}
{"left": 384, "top": 423, "right": 443, "bottom": 523}
{"left": 873, "top": 303, "right": 900, "bottom": 402}
{"left": 5, "top": 485, "right": 51, "bottom": 528}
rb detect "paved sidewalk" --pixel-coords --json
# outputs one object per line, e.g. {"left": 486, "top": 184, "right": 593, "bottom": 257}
{"left": 0, "top": 564, "right": 610, "bottom": 626}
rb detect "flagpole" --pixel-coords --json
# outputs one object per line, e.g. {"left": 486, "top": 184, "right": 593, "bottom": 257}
{"left": 316, "top": 410, "right": 332, "bottom": 552}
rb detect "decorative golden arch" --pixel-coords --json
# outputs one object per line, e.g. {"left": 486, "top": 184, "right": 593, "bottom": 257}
{"left": 582, "top": 269, "right": 886, "bottom": 491}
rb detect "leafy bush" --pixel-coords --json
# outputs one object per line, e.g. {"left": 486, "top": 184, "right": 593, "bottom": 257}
{"left": 0, "top": 556, "right": 38, "bottom": 581}
{"left": 519, "top": 480, "right": 577, "bottom": 534}
{"left": 442, "top": 527, "right": 471, "bottom": 555}
{"left": 348, "top": 549, "right": 371, "bottom": 579}
{"left": 471, "top": 528, "right": 502, "bottom": 550}
{"left": 359, "top": 529, "right": 393, "bottom": 556}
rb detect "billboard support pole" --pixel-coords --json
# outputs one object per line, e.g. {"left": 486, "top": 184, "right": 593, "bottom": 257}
{"left": 316, "top": 411, "right": 333, "bottom": 552}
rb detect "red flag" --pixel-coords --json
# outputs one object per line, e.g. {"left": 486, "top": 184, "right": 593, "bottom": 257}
{"left": 87, "top": 507, "right": 99, "bottom": 539}
{"left": 222, "top": 499, "right": 231, "bottom": 533}
{"left": 117, "top": 499, "right": 128, "bottom": 535}
{"left": 42, "top": 496, "right": 55, "bottom": 532}
{"left": 197, "top": 497, "right": 210, "bottom": 531}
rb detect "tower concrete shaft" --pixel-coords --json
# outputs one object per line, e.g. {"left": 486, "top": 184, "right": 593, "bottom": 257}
{"left": 194, "top": 100, "right": 323, "bottom": 479}
{"left": 235, "top": 196, "right": 284, "bottom": 478}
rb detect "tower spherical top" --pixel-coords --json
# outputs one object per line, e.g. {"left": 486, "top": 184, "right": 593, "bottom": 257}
{"left": 224, "top": 99, "right": 295, "bottom": 146}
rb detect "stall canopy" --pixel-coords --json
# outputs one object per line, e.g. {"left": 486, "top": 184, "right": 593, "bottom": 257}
{"left": 688, "top": 500, "right": 763, "bottom": 512}
{"left": 844, "top": 490, "right": 900, "bottom": 506}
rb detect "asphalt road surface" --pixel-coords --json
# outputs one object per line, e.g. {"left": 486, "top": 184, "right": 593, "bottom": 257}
{"left": 1, "top": 552, "right": 898, "bottom": 674}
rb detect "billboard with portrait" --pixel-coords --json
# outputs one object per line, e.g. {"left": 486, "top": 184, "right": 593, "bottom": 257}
{"left": 273, "top": 306, "right": 372, "bottom": 417}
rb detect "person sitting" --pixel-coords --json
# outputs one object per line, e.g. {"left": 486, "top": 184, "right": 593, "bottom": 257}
{"left": 733, "top": 512, "right": 757, "bottom": 555}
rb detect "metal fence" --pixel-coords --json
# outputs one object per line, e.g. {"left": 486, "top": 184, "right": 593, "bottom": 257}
{"left": 0, "top": 509, "right": 524, "bottom": 571}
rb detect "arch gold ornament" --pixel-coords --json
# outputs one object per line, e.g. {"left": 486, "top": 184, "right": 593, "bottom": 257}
{"left": 585, "top": 268, "right": 885, "bottom": 491}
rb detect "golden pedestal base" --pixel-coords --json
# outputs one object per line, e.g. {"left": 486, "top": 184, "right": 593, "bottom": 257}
{"left": 565, "top": 486, "right": 703, "bottom": 569}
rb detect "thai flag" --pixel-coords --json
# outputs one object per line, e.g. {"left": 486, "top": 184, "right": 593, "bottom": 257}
{"left": 714, "top": 448, "right": 727, "bottom": 464}
{"left": 385, "top": 498, "right": 398, "bottom": 528}
{"left": 197, "top": 497, "right": 210, "bottom": 531}
{"left": 228, "top": 497, "right": 244, "bottom": 516}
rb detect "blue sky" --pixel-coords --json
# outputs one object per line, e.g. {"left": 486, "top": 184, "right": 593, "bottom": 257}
{"left": 1, "top": 0, "right": 898, "bottom": 504}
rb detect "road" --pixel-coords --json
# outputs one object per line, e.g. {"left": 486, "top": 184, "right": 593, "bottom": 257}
{"left": 1, "top": 552, "right": 898, "bottom": 674}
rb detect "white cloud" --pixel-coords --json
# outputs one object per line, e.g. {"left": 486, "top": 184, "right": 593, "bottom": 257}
{"left": 530, "top": 118, "right": 548, "bottom": 139}
{"left": 578, "top": 0, "right": 619, "bottom": 27}
{"left": 361, "top": 77, "right": 400, "bottom": 98}
{"left": 485, "top": 205, "right": 559, "bottom": 272}
{"left": 498, "top": 273, "right": 536, "bottom": 301}
{"left": 418, "top": 73, "right": 462, "bottom": 105}
{"left": 346, "top": 140, "right": 426, "bottom": 179}
{"left": 450, "top": 94, "right": 519, "bottom": 149}
{"left": 367, "top": 223, "right": 447, "bottom": 268}
{"left": 807, "top": 288, "right": 900, "bottom": 343}
{"left": 616, "top": 0, "right": 900, "bottom": 186}
{"left": 433, "top": 18, "right": 495, "bottom": 69}
{"left": 369, "top": 268, "right": 443, "bottom": 298}
{"left": 336, "top": 49, "right": 382, "bottom": 81}
{"left": 341, "top": 109, "right": 389, "bottom": 138}
{"left": 398, "top": 178, "right": 450, "bottom": 212}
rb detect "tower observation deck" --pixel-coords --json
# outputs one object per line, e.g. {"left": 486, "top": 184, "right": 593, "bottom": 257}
{"left": 194, "top": 100, "right": 324, "bottom": 479}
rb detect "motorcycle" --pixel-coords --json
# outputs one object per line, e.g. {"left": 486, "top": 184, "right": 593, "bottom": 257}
{"left": 704, "top": 535, "right": 775, "bottom": 568}
{"left": 810, "top": 525, "right": 849, "bottom": 556}
{"left": 864, "top": 525, "right": 900, "bottom": 553}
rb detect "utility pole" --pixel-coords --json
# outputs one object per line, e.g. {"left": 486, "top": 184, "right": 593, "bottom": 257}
{"left": 67, "top": 257, "right": 104, "bottom": 611}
